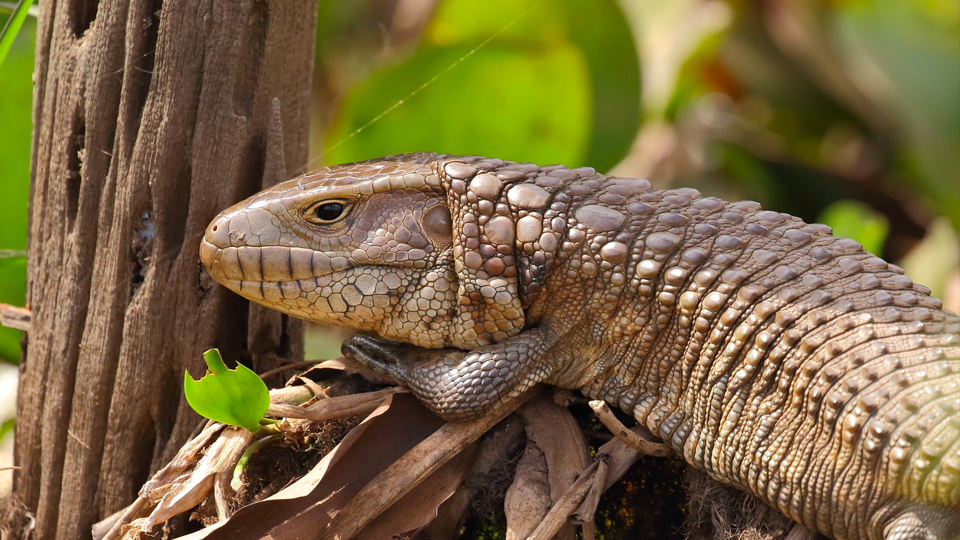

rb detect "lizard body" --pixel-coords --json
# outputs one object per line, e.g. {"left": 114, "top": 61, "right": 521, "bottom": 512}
{"left": 200, "top": 153, "right": 960, "bottom": 540}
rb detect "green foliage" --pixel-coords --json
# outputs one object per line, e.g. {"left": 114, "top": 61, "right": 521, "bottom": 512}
{"left": 0, "top": 417, "right": 13, "bottom": 441}
{"left": 837, "top": 0, "right": 960, "bottom": 228}
{"left": 0, "top": 15, "right": 32, "bottom": 364}
{"left": 817, "top": 200, "right": 889, "bottom": 256}
{"left": 324, "top": 0, "right": 640, "bottom": 172}
{"left": 0, "top": 0, "right": 33, "bottom": 67}
{"left": 184, "top": 349, "right": 270, "bottom": 432}
{"left": 327, "top": 42, "right": 592, "bottom": 167}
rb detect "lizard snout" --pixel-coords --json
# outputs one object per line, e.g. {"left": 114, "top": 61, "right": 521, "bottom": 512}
{"left": 199, "top": 212, "right": 231, "bottom": 280}
{"left": 201, "top": 206, "right": 340, "bottom": 287}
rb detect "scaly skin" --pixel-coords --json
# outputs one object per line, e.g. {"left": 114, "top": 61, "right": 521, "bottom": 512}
{"left": 199, "top": 153, "right": 960, "bottom": 540}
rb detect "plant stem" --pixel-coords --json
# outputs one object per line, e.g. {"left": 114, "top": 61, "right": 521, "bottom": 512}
{"left": 0, "top": 0, "right": 34, "bottom": 67}
{"left": 231, "top": 431, "right": 283, "bottom": 491}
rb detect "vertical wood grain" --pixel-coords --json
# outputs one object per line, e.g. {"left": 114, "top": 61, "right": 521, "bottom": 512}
{"left": 12, "top": 1, "right": 316, "bottom": 536}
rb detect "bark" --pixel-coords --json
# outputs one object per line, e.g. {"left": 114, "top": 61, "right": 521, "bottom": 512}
{"left": 10, "top": 0, "right": 317, "bottom": 538}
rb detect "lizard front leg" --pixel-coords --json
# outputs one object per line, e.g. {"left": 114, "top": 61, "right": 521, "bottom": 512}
{"left": 342, "top": 327, "right": 553, "bottom": 421}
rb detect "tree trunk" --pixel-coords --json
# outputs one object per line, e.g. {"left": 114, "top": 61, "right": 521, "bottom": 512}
{"left": 11, "top": 0, "right": 317, "bottom": 537}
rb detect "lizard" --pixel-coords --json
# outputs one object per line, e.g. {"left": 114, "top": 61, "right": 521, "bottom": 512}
{"left": 199, "top": 153, "right": 960, "bottom": 540}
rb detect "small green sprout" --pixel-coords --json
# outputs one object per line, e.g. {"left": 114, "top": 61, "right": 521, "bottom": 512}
{"left": 184, "top": 348, "right": 270, "bottom": 432}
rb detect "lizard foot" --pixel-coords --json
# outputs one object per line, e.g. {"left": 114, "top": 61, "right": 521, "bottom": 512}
{"left": 342, "top": 329, "right": 552, "bottom": 422}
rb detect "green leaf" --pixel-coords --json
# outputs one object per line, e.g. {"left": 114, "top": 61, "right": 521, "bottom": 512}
{"left": 0, "top": 14, "right": 32, "bottom": 364}
{"left": 0, "top": 0, "right": 33, "bottom": 68}
{"left": 817, "top": 199, "right": 889, "bottom": 257}
{"left": 837, "top": 1, "right": 960, "bottom": 227}
{"left": 184, "top": 349, "right": 270, "bottom": 432}
{"left": 556, "top": 0, "right": 641, "bottom": 172}
{"left": 324, "top": 0, "right": 640, "bottom": 172}
{"left": 326, "top": 42, "right": 592, "bottom": 168}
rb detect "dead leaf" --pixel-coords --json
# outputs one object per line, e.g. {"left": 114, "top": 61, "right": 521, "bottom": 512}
{"left": 424, "top": 415, "right": 526, "bottom": 540}
{"left": 141, "top": 428, "right": 255, "bottom": 531}
{"left": 321, "top": 388, "right": 539, "bottom": 540}
{"left": 504, "top": 440, "right": 551, "bottom": 540}
{"left": 526, "top": 459, "right": 601, "bottom": 540}
{"left": 174, "top": 393, "right": 446, "bottom": 539}
{"left": 266, "top": 386, "right": 406, "bottom": 422}
{"left": 517, "top": 393, "right": 589, "bottom": 540}
{"left": 356, "top": 442, "right": 477, "bottom": 539}
{"left": 99, "top": 422, "right": 232, "bottom": 540}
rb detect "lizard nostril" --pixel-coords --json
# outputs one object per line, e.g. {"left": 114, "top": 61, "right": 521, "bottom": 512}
{"left": 205, "top": 215, "right": 232, "bottom": 248}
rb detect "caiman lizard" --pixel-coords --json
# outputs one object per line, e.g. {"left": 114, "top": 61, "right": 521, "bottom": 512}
{"left": 199, "top": 153, "right": 960, "bottom": 540}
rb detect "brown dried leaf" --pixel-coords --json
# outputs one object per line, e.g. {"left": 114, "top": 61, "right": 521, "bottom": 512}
{"left": 504, "top": 440, "right": 551, "bottom": 540}
{"left": 518, "top": 393, "right": 589, "bottom": 540}
{"left": 518, "top": 393, "right": 589, "bottom": 501}
{"left": 173, "top": 393, "right": 445, "bottom": 539}
{"left": 299, "top": 353, "right": 397, "bottom": 386}
{"left": 527, "top": 459, "right": 601, "bottom": 540}
{"left": 321, "top": 388, "right": 538, "bottom": 539}
{"left": 520, "top": 424, "right": 666, "bottom": 539}
{"left": 287, "top": 357, "right": 350, "bottom": 385}
{"left": 141, "top": 428, "right": 255, "bottom": 531}
{"left": 424, "top": 415, "right": 526, "bottom": 540}
{"left": 99, "top": 423, "right": 236, "bottom": 540}
{"left": 356, "top": 442, "right": 477, "bottom": 539}
{"left": 141, "top": 423, "right": 225, "bottom": 495}
{"left": 266, "top": 386, "right": 406, "bottom": 422}
{"left": 421, "top": 487, "right": 473, "bottom": 540}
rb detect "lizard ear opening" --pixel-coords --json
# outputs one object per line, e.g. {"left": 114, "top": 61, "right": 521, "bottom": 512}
{"left": 422, "top": 204, "right": 453, "bottom": 246}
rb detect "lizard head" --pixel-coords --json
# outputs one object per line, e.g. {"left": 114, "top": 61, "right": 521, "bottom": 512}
{"left": 200, "top": 153, "right": 463, "bottom": 348}
{"left": 202, "top": 153, "right": 532, "bottom": 350}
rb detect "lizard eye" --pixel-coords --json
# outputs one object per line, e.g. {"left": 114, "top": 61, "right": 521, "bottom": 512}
{"left": 305, "top": 200, "right": 350, "bottom": 224}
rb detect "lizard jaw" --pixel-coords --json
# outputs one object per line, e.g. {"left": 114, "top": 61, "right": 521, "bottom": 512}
{"left": 201, "top": 233, "right": 461, "bottom": 348}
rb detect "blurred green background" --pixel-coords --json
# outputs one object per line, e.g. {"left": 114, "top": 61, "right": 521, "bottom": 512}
{"left": 1, "top": 0, "right": 958, "bottom": 391}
